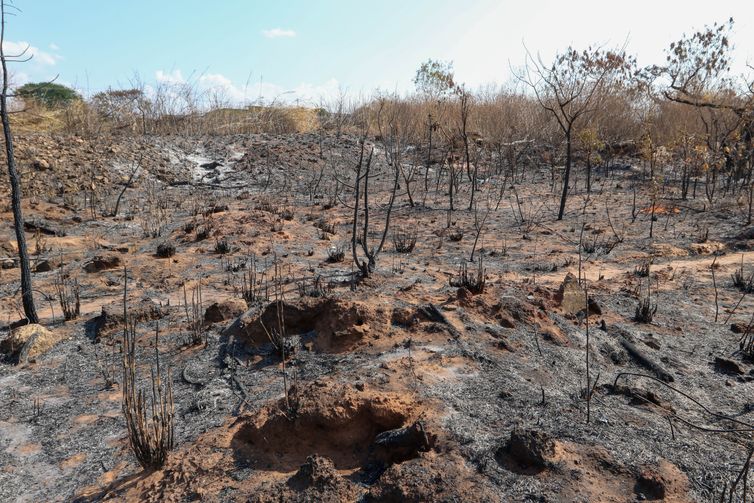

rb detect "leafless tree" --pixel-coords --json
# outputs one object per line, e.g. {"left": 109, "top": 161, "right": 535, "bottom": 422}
{"left": 646, "top": 19, "right": 754, "bottom": 208}
{"left": 454, "top": 86, "right": 476, "bottom": 210}
{"left": 516, "top": 45, "right": 634, "bottom": 220}
{"left": 351, "top": 139, "right": 399, "bottom": 277}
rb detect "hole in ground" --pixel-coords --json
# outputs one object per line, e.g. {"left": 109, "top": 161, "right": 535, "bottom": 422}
{"left": 231, "top": 384, "right": 411, "bottom": 472}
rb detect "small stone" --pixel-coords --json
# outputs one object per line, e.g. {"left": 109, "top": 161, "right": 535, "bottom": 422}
{"left": 32, "top": 158, "right": 50, "bottom": 171}
{"left": 730, "top": 323, "right": 749, "bottom": 334}
{"left": 501, "top": 428, "right": 556, "bottom": 469}
{"left": 83, "top": 254, "right": 122, "bottom": 273}
{"left": 714, "top": 357, "right": 745, "bottom": 376}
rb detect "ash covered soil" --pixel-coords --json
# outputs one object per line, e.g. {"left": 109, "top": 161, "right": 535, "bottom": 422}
{"left": 0, "top": 132, "right": 753, "bottom": 502}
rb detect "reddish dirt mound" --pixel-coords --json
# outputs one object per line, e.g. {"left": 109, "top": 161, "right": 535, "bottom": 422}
{"left": 227, "top": 296, "right": 391, "bottom": 352}
{"left": 455, "top": 287, "right": 569, "bottom": 346}
{"left": 496, "top": 428, "right": 692, "bottom": 502}
{"left": 232, "top": 380, "right": 416, "bottom": 472}
{"left": 249, "top": 455, "right": 362, "bottom": 503}
{"left": 364, "top": 451, "right": 499, "bottom": 502}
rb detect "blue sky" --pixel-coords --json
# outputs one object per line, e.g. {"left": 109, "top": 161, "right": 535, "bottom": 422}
{"left": 5, "top": 0, "right": 754, "bottom": 105}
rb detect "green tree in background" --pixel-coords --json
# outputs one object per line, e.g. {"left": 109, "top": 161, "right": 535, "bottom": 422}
{"left": 16, "top": 81, "right": 81, "bottom": 108}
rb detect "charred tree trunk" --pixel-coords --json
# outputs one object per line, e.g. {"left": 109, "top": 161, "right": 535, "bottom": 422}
{"left": 558, "top": 128, "right": 572, "bottom": 221}
{"left": 423, "top": 114, "right": 433, "bottom": 200}
{"left": 585, "top": 155, "right": 592, "bottom": 195}
{"left": 1, "top": 5, "right": 38, "bottom": 323}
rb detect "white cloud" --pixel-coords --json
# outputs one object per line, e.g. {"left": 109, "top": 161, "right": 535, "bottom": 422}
{"left": 242, "top": 77, "right": 342, "bottom": 105}
{"left": 152, "top": 68, "right": 341, "bottom": 107}
{"left": 199, "top": 73, "right": 249, "bottom": 103}
{"left": 49, "top": 43, "right": 60, "bottom": 51}
{"left": 11, "top": 71, "right": 30, "bottom": 86}
{"left": 2, "top": 40, "right": 60, "bottom": 66}
{"left": 262, "top": 28, "right": 296, "bottom": 39}
{"left": 155, "top": 69, "right": 185, "bottom": 84}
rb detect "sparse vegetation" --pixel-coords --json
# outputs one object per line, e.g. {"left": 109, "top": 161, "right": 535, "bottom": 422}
{"left": 634, "top": 260, "right": 651, "bottom": 278}
{"left": 54, "top": 269, "right": 80, "bottom": 321}
{"left": 183, "top": 280, "right": 205, "bottom": 346}
{"left": 450, "top": 256, "right": 486, "bottom": 294}
{"left": 392, "top": 227, "right": 417, "bottom": 253}
{"left": 214, "top": 237, "right": 231, "bottom": 254}
{"left": 4, "top": 8, "right": 754, "bottom": 502}
{"left": 121, "top": 272, "right": 174, "bottom": 471}
{"left": 731, "top": 256, "right": 754, "bottom": 293}
{"left": 156, "top": 241, "right": 176, "bottom": 258}
{"left": 635, "top": 280, "right": 658, "bottom": 323}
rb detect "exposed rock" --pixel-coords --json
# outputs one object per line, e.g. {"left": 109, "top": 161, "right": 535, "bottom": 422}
{"left": 689, "top": 241, "right": 725, "bottom": 255}
{"left": 34, "top": 257, "right": 62, "bottom": 273}
{"left": 83, "top": 254, "right": 122, "bottom": 273}
{"left": 730, "top": 323, "right": 749, "bottom": 334}
{"left": 204, "top": 298, "right": 247, "bottom": 324}
{"left": 32, "top": 158, "right": 51, "bottom": 171}
{"left": 91, "top": 298, "right": 163, "bottom": 338}
{"left": 714, "top": 357, "right": 745, "bottom": 376}
{"left": 556, "top": 273, "right": 600, "bottom": 316}
{"left": 24, "top": 218, "right": 66, "bottom": 237}
{"left": 372, "top": 421, "right": 436, "bottom": 464}
{"left": 0, "top": 324, "right": 63, "bottom": 364}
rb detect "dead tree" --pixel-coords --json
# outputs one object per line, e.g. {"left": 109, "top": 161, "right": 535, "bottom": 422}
{"left": 454, "top": 86, "right": 476, "bottom": 210}
{"left": 1, "top": 2, "right": 37, "bottom": 323}
{"left": 376, "top": 97, "right": 417, "bottom": 207}
{"left": 351, "top": 140, "right": 398, "bottom": 278}
{"left": 649, "top": 18, "right": 754, "bottom": 214}
{"left": 469, "top": 195, "right": 492, "bottom": 262}
{"left": 516, "top": 45, "right": 632, "bottom": 220}
{"left": 111, "top": 154, "right": 142, "bottom": 217}
{"left": 424, "top": 113, "right": 438, "bottom": 199}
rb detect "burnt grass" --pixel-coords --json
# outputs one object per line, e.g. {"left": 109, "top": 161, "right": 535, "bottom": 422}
{"left": 0, "top": 131, "right": 753, "bottom": 502}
